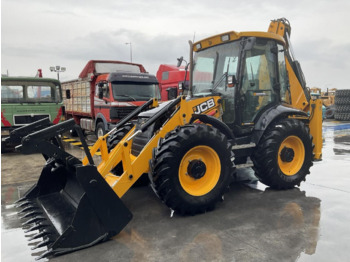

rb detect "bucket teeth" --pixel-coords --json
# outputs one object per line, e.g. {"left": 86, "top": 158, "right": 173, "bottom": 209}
{"left": 28, "top": 230, "right": 50, "bottom": 241}
{"left": 35, "top": 248, "right": 54, "bottom": 261}
{"left": 20, "top": 211, "right": 42, "bottom": 219}
{"left": 24, "top": 223, "right": 47, "bottom": 233}
{"left": 18, "top": 205, "right": 37, "bottom": 214}
{"left": 22, "top": 216, "right": 46, "bottom": 226}
{"left": 31, "top": 237, "right": 52, "bottom": 250}
{"left": 14, "top": 197, "right": 28, "bottom": 204}
{"left": 16, "top": 200, "right": 32, "bottom": 208}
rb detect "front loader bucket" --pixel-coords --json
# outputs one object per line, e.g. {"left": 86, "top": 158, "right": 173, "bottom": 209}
{"left": 18, "top": 163, "right": 132, "bottom": 259}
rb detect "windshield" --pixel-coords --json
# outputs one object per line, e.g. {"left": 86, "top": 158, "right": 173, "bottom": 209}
{"left": 112, "top": 82, "right": 160, "bottom": 101}
{"left": 192, "top": 41, "right": 240, "bottom": 97}
{"left": 1, "top": 82, "right": 62, "bottom": 103}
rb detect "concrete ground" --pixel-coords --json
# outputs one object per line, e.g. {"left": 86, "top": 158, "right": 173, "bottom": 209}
{"left": 1, "top": 120, "right": 350, "bottom": 262}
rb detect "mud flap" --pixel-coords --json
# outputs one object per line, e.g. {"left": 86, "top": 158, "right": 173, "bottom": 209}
{"left": 17, "top": 162, "right": 133, "bottom": 259}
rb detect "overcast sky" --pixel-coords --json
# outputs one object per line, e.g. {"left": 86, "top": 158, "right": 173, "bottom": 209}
{"left": 2, "top": 0, "right": 350, "bottom": 90}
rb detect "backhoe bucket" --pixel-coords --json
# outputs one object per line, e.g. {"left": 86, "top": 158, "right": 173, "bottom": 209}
{"left": 18, "top": 162, "right": 132, "bottom": 259}
{"left": 15, "top": 120, "right": 132, "bottom": 259}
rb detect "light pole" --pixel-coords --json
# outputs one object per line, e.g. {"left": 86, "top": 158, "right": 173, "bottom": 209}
{"left": 125, "top": 42, "right": 132, "bottom": 62}
{"left": 50, "top": 65, "right": 66, "bottom": 80}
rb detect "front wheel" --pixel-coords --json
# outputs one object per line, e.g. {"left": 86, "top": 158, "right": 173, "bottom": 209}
{"left": 151, "top": 124, "right": 235, "bottom": 215}
{"left": 252, "top": 119, "right": 313, "bottom": 189}
{"left": 95, "top": 122, "right": 106, "bottom": 138}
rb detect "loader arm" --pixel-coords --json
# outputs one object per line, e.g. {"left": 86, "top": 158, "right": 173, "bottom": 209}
{"left": 82, "top": 96, "right": 222, "bottom": 197}
{"left": 5, "top": 117, "right": 52, "bottom": 146}
{"left": 18, "top": 118, "right": 94, "bottom": 165}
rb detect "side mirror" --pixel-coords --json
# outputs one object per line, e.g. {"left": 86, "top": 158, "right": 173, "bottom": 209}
{"left": 227, "top": 75, "right": 237, "bottom": 88}
{"left": 177, "top": 56, "right": 184, "bottom": 67}
{"left": 98, "top": 81, "right": 108, "bottom": 99}
{"left": 66, "top": 89, "right": 71, "bottom": 99}
{"left": 98, "top": 87, "right": 103, "bottom": 99}
{"left": 179, "top": 81, "right": 189, "bottom": 91}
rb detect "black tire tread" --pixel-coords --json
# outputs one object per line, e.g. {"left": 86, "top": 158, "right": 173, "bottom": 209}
{"left": 335, "top": 89, "right": 350, "bottom": 105}
{"left": 335, "top": 104, "right": 350, "bottom": 113}
{"left": 335, "top": 89, "right": 350, "bottom": 97}
{"left": 334, "top": 112, "right": 350, "bottom": 121}
{"left": 252, "top": 119, "right": 313, "bottom": 189}
{"left": 151, "top": 124, "right": 235, "bottom": 215}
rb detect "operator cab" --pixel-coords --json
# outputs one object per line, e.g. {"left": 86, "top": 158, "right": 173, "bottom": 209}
{"left": 192, "top": 34, "right": 290, "bottom": 135}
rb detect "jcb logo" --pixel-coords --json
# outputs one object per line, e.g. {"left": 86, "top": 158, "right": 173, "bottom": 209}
{"left": 193, "top": 98, "right": 215, "bottom": 114}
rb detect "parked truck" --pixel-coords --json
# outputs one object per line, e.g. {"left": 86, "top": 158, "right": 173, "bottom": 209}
{"left": 156, "top": 64, "right": 190, "bottom": 100}
{"left": 62, "top": 60, "right": 160, "bottom": 136}
{"left": 1, "top": 76, "right": 63, "bottom": 152}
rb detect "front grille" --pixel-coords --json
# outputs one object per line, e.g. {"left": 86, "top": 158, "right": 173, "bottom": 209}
{"left": 14, "top": 114, "right": 50, "bottom": 125}
{"left": 110, "top": 106, "right": 137, "bottom": 120}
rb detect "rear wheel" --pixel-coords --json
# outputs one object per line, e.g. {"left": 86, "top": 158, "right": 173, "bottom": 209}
{"left": 252, "top": 119, "right": 313, "bottom": 189}
{"left": 151, "top": 124, "right": 235, "bottom": 215}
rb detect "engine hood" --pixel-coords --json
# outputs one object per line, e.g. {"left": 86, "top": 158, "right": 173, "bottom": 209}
{"left": 137, "top": 100, "right": 173, "bottom": 118}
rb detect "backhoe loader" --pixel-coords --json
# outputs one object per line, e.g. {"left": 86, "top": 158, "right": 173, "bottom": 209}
{"left": 13, "top": 18, "right": 322, "bottom": 259}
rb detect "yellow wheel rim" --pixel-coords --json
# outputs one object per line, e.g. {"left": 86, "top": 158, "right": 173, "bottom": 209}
{"left": 278, "top": 136, "right": 305, "bottom": 176}
{"left": 179, "top": 146, "right": 221, "bottom": 196}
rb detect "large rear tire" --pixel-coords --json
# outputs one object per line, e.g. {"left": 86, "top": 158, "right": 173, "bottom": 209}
{"left": 252, "top": 119, "right": 313, "bottom": 189}
{"left": 151, "top": 124, "right": 235, "bottom": 215}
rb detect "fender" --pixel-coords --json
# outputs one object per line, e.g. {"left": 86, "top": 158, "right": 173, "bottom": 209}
{"left": 252, "top": 104, "right": 308, "bottom": 145}
{"left": 95, "top": 113, "right": 108, "bottom": 131}
{"left": 190, "top": 114, "right": 235, "bottom": 141}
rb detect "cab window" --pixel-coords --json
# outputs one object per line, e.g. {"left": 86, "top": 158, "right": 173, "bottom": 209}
{"left": 277, "top": 44, "right": 291, "bottom": 103}
{"left": 240, "top": 39, "right": 278, "bottom": 123}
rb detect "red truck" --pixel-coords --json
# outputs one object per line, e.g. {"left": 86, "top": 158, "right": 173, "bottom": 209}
{"left": 156, "top": 64, "right": 190, "bottom": 101}
{"left": 62, "top": 60, "right": 160, "bottom": 136}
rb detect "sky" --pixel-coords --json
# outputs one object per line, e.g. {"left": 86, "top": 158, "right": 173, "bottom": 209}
{"left": 2, "top": 0, "right": 350, "bottom": 90}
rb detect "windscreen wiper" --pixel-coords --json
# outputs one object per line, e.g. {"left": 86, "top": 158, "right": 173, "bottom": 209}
{"left": 116, "top": 95, "right": 136, "bottom": 101}
{"left": 211, "top": 72, "right": 227, "bottom": 92}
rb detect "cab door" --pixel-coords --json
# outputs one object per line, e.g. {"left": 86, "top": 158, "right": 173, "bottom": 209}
{"left": 239, "top": 39, "right": 279, "bottom": 124}
{"left": 94, "top": 82, "right": 112, "bottom": 121}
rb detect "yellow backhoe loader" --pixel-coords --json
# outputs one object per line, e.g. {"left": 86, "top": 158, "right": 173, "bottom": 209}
{"left": 13, "top": 18, "right": 322, "bottom": 259}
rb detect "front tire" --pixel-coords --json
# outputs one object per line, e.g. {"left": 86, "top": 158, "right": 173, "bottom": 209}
{"left": 107, "top": 124, "right": 133, "bottom": 151}
{"left": 252, "top": 119, "right": 313, "bottom": 189}
{"left": 95, "top": 122, "right": 106, "bottom": 138}
{"left": 151, "top": 124, "right": 235, "bottom": 215}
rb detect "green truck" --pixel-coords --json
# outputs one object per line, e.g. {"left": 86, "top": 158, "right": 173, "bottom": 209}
{"left": 1, "top": 76, "right": 64, "bottom": 151}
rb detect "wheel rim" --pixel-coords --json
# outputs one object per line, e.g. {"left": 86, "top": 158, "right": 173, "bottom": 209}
{"left": 97, "top": 127, "right": 104, "bottom": 138}
{"left": 179, "top": 146, "right": 221, "bottom": 196}
{"left": 278, "top": 136, "right": 305, "bottom": 176}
